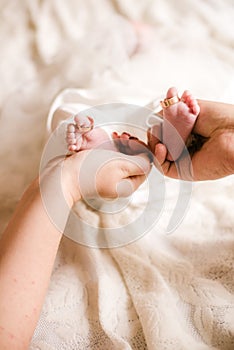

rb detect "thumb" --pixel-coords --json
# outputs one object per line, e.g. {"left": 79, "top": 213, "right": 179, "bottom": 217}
{"left": 116, "top": 153, "right": 152, "bottom": 197}
{"left": 147, "top": 124, "right": 162, "bottom": 153}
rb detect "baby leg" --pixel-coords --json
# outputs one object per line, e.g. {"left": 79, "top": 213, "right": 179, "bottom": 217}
{"left": 162, "top": 87, "right": 200, "bottom": 161}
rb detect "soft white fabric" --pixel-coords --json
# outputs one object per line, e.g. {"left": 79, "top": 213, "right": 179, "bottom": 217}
{"left": 0, "top": 0, "right": 234, "bottom": 349}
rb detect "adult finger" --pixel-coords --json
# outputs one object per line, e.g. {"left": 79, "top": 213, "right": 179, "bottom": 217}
{"left": 153, "top": 143, "right": 194, "bottom": 180}
{"left": 147, "top": 123, "right": 162, "bottom": 153}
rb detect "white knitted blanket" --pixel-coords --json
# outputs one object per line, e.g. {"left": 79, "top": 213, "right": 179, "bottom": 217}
{"left": 0, "top": 1, "right": 234, "bottom": 349}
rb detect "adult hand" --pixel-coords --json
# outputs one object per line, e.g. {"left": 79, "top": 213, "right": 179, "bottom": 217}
{"left": 60, "top": 149, "right": 152, "bottom": 206}
{"left": 148, "top": 100, "right": 234, "bottom": 180}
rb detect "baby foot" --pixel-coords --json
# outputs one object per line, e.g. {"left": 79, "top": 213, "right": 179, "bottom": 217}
{"left": 112, "top": 132, "right": 152, "bottom": 160}
{"left": 66, "top": 115, "right": 116, "bottom": 152}
{"left": 162, "top": 87, "right": 200, "bottom": 161}
{"left": 66, "top": 115, "right": 152, "bottom": 159}
{"left": 66, "top": 115, "right": 93, "bottom": 152}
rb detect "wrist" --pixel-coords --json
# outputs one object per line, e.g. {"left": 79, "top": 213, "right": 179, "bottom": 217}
{"left": 61, "top": 156, "right": 81, "bottom": 206}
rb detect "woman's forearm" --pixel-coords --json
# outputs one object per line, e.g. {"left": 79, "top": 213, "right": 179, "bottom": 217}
{"left": 0, "top": 144, "right": 157, "bottom": 349}
{"left": 0, "top": 178, "right": 69, "bottom": 349}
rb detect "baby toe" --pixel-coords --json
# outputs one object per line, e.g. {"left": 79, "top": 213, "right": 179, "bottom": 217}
{"left": 166, "top": 86, "right": 178, "bottom": 99}
{"left": 75, "top": 135, "right": 83, "bottom": 151}
{"left": 67, "top": 123, "right": 76, "bottom": 133}
{"left": 191, "top": 100, "right": 200, "bottom": 116}
{"left": 112, "top": 131, "right": 119, "bottom": 139}
{"left": 67, "top": 130, "right": 75, "bottom": 138}
{"left": 186, "top": 95, "right": 200, "bottom": 116}
{"left": 181, "top": 90, "right": 192, "bottom": 103}
{"left": 120, "top": 132, "right": 131, "bottom": 140}
{"left": 161, "top": 87, "right": 180, "bottom": 111}
{"left": 66, "top": 136, "right": 76, "bottom": 145}
{"left": 87, "top": 116, "right": 94, "bottom": 126}
{"left": 68, "top": 144, "right": 77, "bottom": 152}
{"left": 74, "top": 115, "right": 91, "bottom": 128}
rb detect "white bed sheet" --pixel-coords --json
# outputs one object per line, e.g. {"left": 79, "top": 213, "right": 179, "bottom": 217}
{"left": 0, "top": 1, "right": 234, "bottom": 349}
